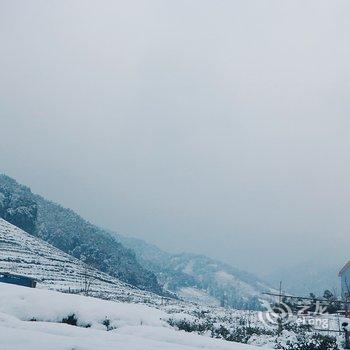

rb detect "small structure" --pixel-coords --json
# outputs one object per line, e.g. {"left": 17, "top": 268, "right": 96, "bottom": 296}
{"left": 339, "top": 261, "right": 350, "bottom": 299}
{"left": 0, "top": 272, "right": 37, "bottom": 288}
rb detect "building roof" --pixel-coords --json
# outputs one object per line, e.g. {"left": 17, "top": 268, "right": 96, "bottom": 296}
{"left": 339, "top": 261, "right": 350, "bottom": 276}
{"left": 0, "top": 272, "right": 36, "bottom": 281}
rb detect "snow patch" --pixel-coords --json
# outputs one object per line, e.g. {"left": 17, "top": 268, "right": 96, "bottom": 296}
{"left": 178, "top": 287, "right": 220, "bottom": 307}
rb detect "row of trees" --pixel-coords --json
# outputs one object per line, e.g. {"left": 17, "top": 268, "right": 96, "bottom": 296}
{"left": 0, "top": 185, "right": 37, "bottom": 234}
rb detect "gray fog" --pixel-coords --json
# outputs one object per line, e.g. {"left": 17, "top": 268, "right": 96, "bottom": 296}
{"left": 1, "top": 1, "right": 349, "bottom": 277}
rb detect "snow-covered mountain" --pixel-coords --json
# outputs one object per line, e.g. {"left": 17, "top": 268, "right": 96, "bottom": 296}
{"left": 0, "top": 218, "right": 165, "bottom": 305}
{"left": 0, "top": 174, "right": 162, "bottom": 294}
{"left": 0, "top": 174, "right": 273, "bottom": 309}
{"left": 113, "top": 234, "right": 274, "bottom": 309}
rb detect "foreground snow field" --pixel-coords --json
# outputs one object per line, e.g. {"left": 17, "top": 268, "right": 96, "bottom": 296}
{"left": 0, "top": 284, "right": 257, "bottom": 350}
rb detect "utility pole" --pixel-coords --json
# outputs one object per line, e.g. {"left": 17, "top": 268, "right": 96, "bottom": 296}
{"left": 277, "top": 281, "right": 283, "bottom": 335}
{"left": 342, "top": 322, "right": 350, "bottom": 349}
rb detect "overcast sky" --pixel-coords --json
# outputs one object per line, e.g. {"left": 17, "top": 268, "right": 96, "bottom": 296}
{"left": 1, "top": 1, "right": 349, "bottom": 276}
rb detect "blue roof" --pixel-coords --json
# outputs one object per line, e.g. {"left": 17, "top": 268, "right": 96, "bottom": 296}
{"left": 0, "top": 272, "right": 36, "bottom": 281}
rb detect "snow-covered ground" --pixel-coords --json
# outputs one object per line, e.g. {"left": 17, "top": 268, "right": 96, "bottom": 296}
{"left": 1, "top": 218, "right": 347, "bottom": 349}
{"left": 0, "top": 284, "right": 256, "bottom": 350}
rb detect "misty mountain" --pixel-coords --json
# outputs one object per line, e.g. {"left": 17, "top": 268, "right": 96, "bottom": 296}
{"left": 113, "top": 233, "right": 273, "bottom": 309}
{"left": 0, "top": 174, "right": 162, "bottom": 294}
{"left": 0, "top": 173, "right": 274, "bottom": 309}
{"left": 265, "top": 261, "right": 341, "bottom": 297}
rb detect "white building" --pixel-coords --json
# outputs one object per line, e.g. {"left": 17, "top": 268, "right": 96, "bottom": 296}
{"left": 339, "top": 261, "right": 350, "bottom": 299}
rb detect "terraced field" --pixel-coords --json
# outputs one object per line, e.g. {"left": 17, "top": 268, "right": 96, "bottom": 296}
{"left": 0, "top": 218, "right": 165, "bottom": 305}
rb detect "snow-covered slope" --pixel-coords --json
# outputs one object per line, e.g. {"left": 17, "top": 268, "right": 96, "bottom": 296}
{"left": 0, "top": 218, "right": 164, "bottom": 304}
{"left": 0, "top": 174, "right": 162, "bottom": 294}
{"left": 0, "top": 284, "right": 257, "bottom": 350}
{"left": 113, "top": 234, "right": 274, "bottom": 309}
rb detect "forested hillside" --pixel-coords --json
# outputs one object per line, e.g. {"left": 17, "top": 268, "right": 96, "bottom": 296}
{"left": 0, "top": 174, "right": 162, "bottom": 294}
